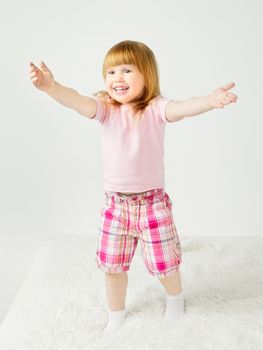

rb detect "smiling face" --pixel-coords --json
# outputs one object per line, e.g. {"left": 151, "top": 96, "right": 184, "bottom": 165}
{"left": 105, "top": 64, "right": 145, "bottom": 105}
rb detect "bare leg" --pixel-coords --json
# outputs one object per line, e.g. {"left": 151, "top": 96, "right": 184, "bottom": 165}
{"left": 105, "top": 272, "right": 128, "bottom": 311}
{"left": 158, "top": 269, "right": 182, "bottom": 295}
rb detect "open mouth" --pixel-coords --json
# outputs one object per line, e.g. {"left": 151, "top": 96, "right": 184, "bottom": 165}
{"left": 114, "top": 87, "right": 129, "bottom": 92}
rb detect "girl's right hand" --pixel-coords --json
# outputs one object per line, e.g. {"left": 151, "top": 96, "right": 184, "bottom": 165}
{"left": 29, "top": 61, "right": 55, "bottom": 93}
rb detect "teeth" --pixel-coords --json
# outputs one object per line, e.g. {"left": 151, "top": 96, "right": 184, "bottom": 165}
{"left": 114, "top": 87, "right": 128, "bottom": 91}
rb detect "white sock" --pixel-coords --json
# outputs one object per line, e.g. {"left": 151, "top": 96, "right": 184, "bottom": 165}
{"left": 164, "top": 291, "right": 185, "bottom": 322}
{"left": 103, "top": 308, "right": 127, "bottom": 333}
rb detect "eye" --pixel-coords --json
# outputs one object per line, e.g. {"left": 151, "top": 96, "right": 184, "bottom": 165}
{"left": 124, "top": 69, "right": 131, "bottom": 73}
{"left": 107, "top": 70, "right": 115, "bottom": 75}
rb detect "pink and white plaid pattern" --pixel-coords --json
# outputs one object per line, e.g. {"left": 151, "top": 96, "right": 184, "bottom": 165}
{"left": 95, "top": 188, "right": 182, "bottom": 279}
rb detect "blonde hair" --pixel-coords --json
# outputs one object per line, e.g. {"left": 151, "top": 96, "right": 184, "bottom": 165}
{"left": 94, "top": 40, "right": 161, "bottom": 119}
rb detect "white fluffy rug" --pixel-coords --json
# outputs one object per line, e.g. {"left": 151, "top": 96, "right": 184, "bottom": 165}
{"left": 0, "top": 234, "right": 263, "bottom": 350}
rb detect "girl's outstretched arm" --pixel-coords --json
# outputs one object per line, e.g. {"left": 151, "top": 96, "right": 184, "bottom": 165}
{"left": 165, "top": 82, "right": 238, "bottom": 123}
{"left": 29, "top": 61, "right": 97, "bottom": 119}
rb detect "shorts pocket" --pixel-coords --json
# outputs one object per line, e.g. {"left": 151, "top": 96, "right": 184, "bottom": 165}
{"left": 147, "top": 197, "right": 173, "bottom": 228}
{"left": 164, "top": 192, "right": 173, "bottom": 213}
{"left": 100, "top": 201, "right": 126, "bottom": 228}
{"left": 100, "top": 203, "right": 111, "bottom": 217}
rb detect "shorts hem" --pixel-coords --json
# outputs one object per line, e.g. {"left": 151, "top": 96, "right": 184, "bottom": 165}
{"left": 96, "top": 259, "right": 130, "bottom": 273}
{"left": 147, "top": 262, "right": 182, "bottom": 279}
{"left": 156, "top": 267, "right": 180, "bottom": 279}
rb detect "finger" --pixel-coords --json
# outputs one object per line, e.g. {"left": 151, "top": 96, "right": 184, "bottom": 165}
{"left": 229, "top": 93, "right": 238, "bottom": 99}
{"left": 32, "top": 76, "right": 38, "bottom": 84}
{"left": 224, "top": 95, "right": 237, "bottom": 104}
{"left": 30, "top": 67, "right": 38, "bottom": 75}
{"left": 40, "top": 61, "right": 49, "bottom": 71}
{"left": 31, "top": 78, "right": 40, "bottom": 87}
{"left": 220, "top": 82, "right": 235, "bottom": 91}
{"left": 30, "top": 62, "right": 40, "bottom": 70}
{"left": 223, "top": 98, "right": 232, "bottom": 105}
{"left": 29, "top": 63, "right": 40, "bottom": 72}
{"left": 29, "top": 62, "right": 40, "bottom": 73}
{"left": 226, "top": 93, "right": 238, "bottom": 102}
{"left": 30, "top": 71, "right": 39, "bottom": 79}
{"left": 30, "top": 66, "right": 42, "bottom": 77}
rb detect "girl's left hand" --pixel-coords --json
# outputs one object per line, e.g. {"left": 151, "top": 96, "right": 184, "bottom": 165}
{"left": 209, "top": 82, "right": 238, "bottom": 109}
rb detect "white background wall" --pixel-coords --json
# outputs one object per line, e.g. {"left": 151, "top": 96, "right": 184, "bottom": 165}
{"left": 0, "top": 0, "right": 262, "bottom": 323}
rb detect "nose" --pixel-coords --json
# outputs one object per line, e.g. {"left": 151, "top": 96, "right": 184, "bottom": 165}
{"left": 114, "top": 71, "right": 124, "bottom": 81}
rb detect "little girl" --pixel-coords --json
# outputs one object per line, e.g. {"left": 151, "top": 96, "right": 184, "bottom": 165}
{"left": 29, "top": 40, "right": 238, "bottom": 333}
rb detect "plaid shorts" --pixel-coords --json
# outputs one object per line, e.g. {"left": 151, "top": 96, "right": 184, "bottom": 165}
{"left": 95, "top": 188, "right": 182, "bottom": 279}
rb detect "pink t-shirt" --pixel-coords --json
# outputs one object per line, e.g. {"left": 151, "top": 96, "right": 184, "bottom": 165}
{"left": 91, "top": 95, "right": 172, "bottom": 192}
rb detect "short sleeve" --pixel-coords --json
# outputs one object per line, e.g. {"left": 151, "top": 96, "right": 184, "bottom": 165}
{"left": 89, "top": 96, "right": 107, "bottom": 124}
{"left": 154, "top": 96, "right": 173, "bottom": 124}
